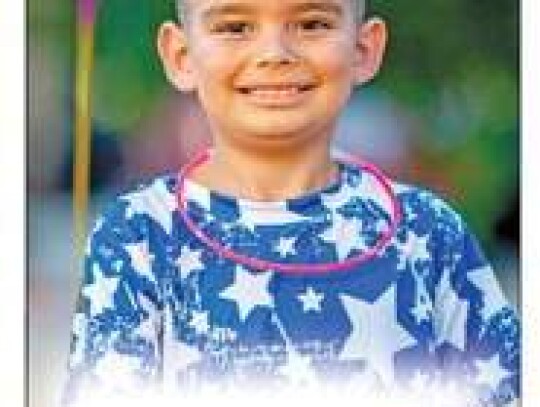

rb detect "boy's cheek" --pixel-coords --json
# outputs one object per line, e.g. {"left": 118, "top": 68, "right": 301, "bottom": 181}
{"left": 304, "top": 40, "right": 358, "bottom": 69}
{"left": 191, "top": 46, "right": 245, "bottom": 76}
{"left": 312, "top": 55, "right": 357, "bottom": 86}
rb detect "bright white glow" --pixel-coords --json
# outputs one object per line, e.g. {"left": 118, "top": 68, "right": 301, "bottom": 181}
{"left": 0, "top": 1, "right": 24, "bottom": 407}
{"left": 65, "top": 376, "right": 499, "bottom": 407}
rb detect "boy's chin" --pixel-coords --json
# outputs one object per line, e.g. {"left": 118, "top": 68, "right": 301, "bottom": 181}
{"left": 235, "top": 114, "right": 330, "bottom": 138}
{"left": 227, "top": 122, "right": 332, "bottom": 150}
{"left": 244, "top": 125, "right": 307, "bottom": 138}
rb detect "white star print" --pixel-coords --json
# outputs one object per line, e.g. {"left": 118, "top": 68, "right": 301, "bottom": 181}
{"left": 82, "top": 263, "right": 120, "bottom": 316}
{"left": 162, "top": 306, "right": 203, "bottom": 390}
{"left": 122, "top": 179, "right": 176, "bottom": 235}
{"left": 134, "top": 315, "right": 157, "bottom": 345}
{"left": 189, "top": 310, "right": 210, "bottom": 335}
{"left": 475, "top": 354, "right": 512, "bottom": 388}
{"left": 237, "top": 201, "right": 311, "bottom": 234}
{"left": 323, "top": 156, "right": 392, "bottom": 217}
{"left": 321, "top": 180, "right": 358, "bottom": 211}
{"left": 278, "top": 347, "right": 318, "bottom": 386}
{"left": 411, "top": 273, "right": 433, "bottom": 324}
{"left": 339, "top": 286, "right": 417, "bottom": 386}
{"left": 113, "top": 259, "right": 124, "bottom": 273}
{"left": 91, "top": 217, "right": 105, "bottom": 234}
{"left": 135, "top": 293, "right": 160, "bottom": 343}
{"left": 467, "top": 266, "right": 508, "bottom": 321}
{"left": 69, "top": 313, "right": 87, "bottom": 368}
{"left": 270, "top": 312, "right": 318, "bottom": 386}
{"left": 298, "top": 287, "right": 325, "bottom": 313}
{"left": 208, "top": 326, "right": 237, "bottom": 343}
{"left": 121, "top": 281, "right": 138, "bottom": 310}
{"left": 274, "top": 236, "right": 297, "bottom": 257}
{"left": 433, "top": 268, "right": 469, "bottom": 351}
{"left": 319, "top": 212, "right": 368, "bottom": 260}
{"left": 393, "top": 183, "right": 415, "bottom": 195}
{"left": 272, "top": 313, "right": 292, "bottom": 347}
{"left": 175, "top": 245, "right": 205, "bottom": 280}
{"left": 411, "top": 297, "right": 432, "bottom": 324}
{"left": 125, "top": 241, "right": 156, "bottom": 284}
{"left": 402, "top": 202, "right": 418, "bottom": 222}
{"left": 85, "top": 239, "right": 93, "bottom": 257}
{"left": 72, "top": 312, "right": 86, "bottom": 338}
{"left": 430, "top": 198, "right": 461, "bottom": 228}
{"left": 375, "top": 218, "right": 390, "bottom": 233}
{"left": 355, "top": 172, "right": 393, "bottom": 216}
{"left": 395, "top": 231, "right": 431, "bottom": 270}
{"left": 183, "top": 179, "right": 213, "bottom": 212}
{"left": 220, "top": 265, "right": 274, "bottom": 321}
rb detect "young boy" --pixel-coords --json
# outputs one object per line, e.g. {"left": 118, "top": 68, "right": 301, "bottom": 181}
{"left": 63, "top": 0, "right": 520, "bottom": 405}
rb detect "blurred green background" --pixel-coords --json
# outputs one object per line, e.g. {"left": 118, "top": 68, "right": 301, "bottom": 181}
{"left": 29, "top": 0, "right": 519, "bottom": 251}
{"left": 28, "top": 1, "right": 519, "bottom": 407}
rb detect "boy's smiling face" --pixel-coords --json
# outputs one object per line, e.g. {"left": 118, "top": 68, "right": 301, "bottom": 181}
{"left": 158, "top": 0, "right": 387, "bottom": 150}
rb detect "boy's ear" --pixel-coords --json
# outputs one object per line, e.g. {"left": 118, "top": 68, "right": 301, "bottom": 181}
{"left": 157, "top": 21, "right": 197, "bottom": 92}
{"left": 352, "top": 17, "right": 388, "bottom": 85}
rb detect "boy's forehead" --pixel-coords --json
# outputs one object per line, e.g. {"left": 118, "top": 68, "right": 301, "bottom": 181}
{"left": 182, "top": 0, "right": 357, "bottom": 17}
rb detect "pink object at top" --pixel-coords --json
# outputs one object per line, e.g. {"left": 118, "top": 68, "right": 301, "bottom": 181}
{"left": 78, "top": 0, "right": 97, "bottom": 25}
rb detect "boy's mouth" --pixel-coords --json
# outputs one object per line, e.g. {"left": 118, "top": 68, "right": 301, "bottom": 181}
{"left": 237, "top": 84, "right": 315, "bottom": 93}
{"left": 235, "top": 83, "right": 316, "bottom": 106}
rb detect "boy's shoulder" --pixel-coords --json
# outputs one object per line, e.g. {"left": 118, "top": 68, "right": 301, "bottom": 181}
{"left": 392, "top": 180, "right": 460, "bottom": 216}
{"left": 339, "top": 159, "right": 465, "bottom": 233}
{"left": 96, "top": 172, "right": 180, "bottom": 235}
{"left": 389, "top": 179, "right": 466, "bottom": 237}
{"left": 117, "top": 172, "right": 179, "bottom": 205}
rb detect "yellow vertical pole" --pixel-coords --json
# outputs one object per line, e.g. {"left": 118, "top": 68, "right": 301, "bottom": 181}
{"left": 73, "top": 0, "right": 97, "bottom": 264}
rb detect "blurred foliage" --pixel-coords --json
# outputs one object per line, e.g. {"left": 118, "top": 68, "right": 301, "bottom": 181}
{"left": 369, "top": 0, "right": 518, "bottom": 249}
{"left": 29, "top": 0, "right": 519, "bottom": 253}
{"left": 91, "top": 0, "right": 175, "bottom": 129}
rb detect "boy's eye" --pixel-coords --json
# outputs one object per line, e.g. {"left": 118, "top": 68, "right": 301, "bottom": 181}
{"left": 211, "top": 22, "right": 253, "bottom": 35}
{"left": 296, "top": 19, "right": 334, "bottom": 31}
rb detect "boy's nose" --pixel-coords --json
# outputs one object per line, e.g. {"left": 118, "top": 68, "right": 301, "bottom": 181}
{"left": 254, "top": 51, "right": 297, "bottom": 67}
{"left": 254, "top": 29, "right": 299, "bottom": 67}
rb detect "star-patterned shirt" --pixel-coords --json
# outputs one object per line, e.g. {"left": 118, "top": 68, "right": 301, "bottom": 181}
{"left": 62, "top": 160, "right": 520, "bottom": 406}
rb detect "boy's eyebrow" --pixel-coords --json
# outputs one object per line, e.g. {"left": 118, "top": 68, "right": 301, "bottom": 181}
{"left": 201, "top": 4, "right": 256, "bottom": 21}
{"left": 289, "top": 1, "right": 344, "bottom": 16}
{"left": 200, "top": 1, "right": 344, "bottom": 21}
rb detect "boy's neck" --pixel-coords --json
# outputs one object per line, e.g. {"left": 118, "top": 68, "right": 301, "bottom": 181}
{"left": 188, "top": 142, "right": 338, "bottom": 202}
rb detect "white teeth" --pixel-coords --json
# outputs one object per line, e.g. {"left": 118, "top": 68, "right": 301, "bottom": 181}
{"left": 248, "top": 87, "right": 301, "bottom": 97}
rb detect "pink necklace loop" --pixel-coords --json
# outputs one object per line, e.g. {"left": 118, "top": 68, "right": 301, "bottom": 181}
{"left": 176, "top": 149, "right": 402, "bottom": 274}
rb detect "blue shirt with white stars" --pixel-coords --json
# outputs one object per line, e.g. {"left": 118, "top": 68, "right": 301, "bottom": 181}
{"left": 63, "top": 159, "right": 520, "bottom": 406}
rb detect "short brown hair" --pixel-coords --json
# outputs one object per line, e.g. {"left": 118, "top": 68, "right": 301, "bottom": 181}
{"left": 175, "top": 0, "right": 367, "bottom": 24}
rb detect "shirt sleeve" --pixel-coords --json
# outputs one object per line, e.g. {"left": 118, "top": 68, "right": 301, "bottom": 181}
{"left": 61, "top": 200, "right": 164, "bottom": 406}
{"left": 434, "top": 222, "right": 520, "bottom": 407}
